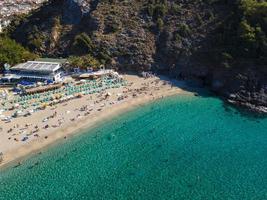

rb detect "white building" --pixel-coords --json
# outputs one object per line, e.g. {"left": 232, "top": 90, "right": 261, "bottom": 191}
{"left": 0, "top": 61, "right": 63, "bottom": 84}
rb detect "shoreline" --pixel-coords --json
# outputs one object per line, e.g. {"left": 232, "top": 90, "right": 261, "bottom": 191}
{"left": 0, "top": 82, "right": 189, "bottom": 170}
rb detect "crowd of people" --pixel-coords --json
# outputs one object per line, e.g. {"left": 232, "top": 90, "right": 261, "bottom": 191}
{"left": 0, "top": 74, "right": 182, "bottom": 166}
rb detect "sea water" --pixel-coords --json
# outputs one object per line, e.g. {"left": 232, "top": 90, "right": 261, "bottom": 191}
{"left": 0, "top": 93, "right": 267, "bottom": 200}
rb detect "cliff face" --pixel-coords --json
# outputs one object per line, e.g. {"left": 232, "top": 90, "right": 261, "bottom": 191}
{"left": 10, "top": 0, "right": 91, "bottom": 55}
{"left": 7, "top": 0, "right": 267, "bottom": 112}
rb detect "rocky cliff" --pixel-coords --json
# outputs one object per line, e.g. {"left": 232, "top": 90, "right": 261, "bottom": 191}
{"left": 5, "top": 0, "right": 267, "bottom": 113}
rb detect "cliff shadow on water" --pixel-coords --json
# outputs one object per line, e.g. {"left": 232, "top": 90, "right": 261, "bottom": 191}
{"left": 156, "top": 73, "right": 267, "bottom": 120}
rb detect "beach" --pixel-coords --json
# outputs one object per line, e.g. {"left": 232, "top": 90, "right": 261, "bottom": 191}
{"left": 0, "top": 74, "right": 188, "bottom": 168}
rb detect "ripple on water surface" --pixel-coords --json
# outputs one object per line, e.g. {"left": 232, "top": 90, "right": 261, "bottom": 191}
{"left": 0, "top": 94, "right": 267, "bottom": 200}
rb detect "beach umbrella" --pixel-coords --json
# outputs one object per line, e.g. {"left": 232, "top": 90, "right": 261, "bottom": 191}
{"left": 41, "top": 103, "right": 48, "bottom": 109}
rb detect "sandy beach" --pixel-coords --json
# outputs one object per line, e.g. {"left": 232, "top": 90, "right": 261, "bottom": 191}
{"left": 0, "top": 74, "right": 189, "bottom": 169}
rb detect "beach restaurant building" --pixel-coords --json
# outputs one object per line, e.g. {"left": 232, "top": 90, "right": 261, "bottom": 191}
{"left": 0, "top": 61, "right": 63, "bottom": 84}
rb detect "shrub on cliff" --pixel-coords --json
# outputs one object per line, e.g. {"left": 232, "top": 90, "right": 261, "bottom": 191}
{"left": 210, "top": 0, "right": 267, "bottom": 65}
{"left": 146, "top": 1, "right": 168, "bottom": 20}
{"left": 68, "top": 55, "right": 101, "bottom": 70}
{"left": 71, "top": 33, "right": 94, "bottom": 55}
{"left": 0, "top": 36, "right": 36, "bottom": 71}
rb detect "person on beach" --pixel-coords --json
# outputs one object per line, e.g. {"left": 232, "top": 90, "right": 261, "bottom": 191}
{"left": 0, "top": 152, "right": 3, "bottom": 163}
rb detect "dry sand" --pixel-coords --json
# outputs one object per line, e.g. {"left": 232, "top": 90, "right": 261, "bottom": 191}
{"left": 0, "top": 75, "right": 190, "bottom": 169}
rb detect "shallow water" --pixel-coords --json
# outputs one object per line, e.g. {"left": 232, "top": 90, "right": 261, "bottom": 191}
{"left": 0, "top": 93, "right": 267, "bottom": 200}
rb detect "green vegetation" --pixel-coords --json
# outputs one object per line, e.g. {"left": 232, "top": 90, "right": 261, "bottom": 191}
{"left": 71, "top": 33, "right": 94, "bottom": 55}
{"left": 212, "top": 0, "right": 267, "bottom": 66}
{"left": 68, "top": 55, "right": 101, "bottom": 70}
{"left": 27, "top": 25, "right": 45, "bottom": 51}
{"left": 238, "top": 0, "right": 267, "bottom": 59}
{"left": 71, "top": 32, "right": 111, "bottom": 67}
{"left": 146, "top": 0, "right": 168, "bottom": 20}
{"left": 1, "top": 0, "right": 266, "bottom": 72}
{"left": 0, "top": 35, "right": 37, "bottom": 71}
{"left": 178, "top": 23, "right": 191, "bottom": 37}
{"left": 156, "top": 18, "right": 164, "bottom": 31}
{"left": 104, "top": 16, "right": 121, "bottom": 33}
{"left": 145, "top": 0, "right": 175, "bottom": 32}
{"left": 169, "top": 3, "right": 181, "bottom": 15}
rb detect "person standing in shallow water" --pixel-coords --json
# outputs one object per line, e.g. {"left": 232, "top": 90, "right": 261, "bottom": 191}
{"left": 0, "top": 152, "right": 3, "bottom": 163}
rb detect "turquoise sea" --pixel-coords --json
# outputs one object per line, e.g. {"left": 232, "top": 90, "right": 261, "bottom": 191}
{"left": 0, "top": 92, "right": 267, "bottom": 200}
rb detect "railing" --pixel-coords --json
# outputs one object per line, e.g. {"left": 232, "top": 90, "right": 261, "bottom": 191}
{"left": 10, "top": 71, "right": 55, "bottom": 77}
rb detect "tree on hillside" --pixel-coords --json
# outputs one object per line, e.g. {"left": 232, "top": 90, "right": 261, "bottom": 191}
{"left": 0, "top": 36, "right": 36, "bottom": 71}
